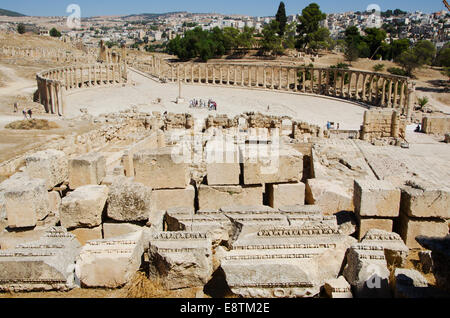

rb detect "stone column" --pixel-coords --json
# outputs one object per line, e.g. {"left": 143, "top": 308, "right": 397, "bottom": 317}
{"left": 347, "top": 71, "right": 353, "bottom": 98}
{"left": 279, "top": 66, "right": 282, "bottom": 90}
{"left": 294, "top": 68, "right": 298, "bottom": 92}
{"left": 393, "top": 80, "right": 399, "bottom": 108}
{"left": 205, "top": 65, "right": 209, "bottom": 85}
{"left": 362, "top": 74, "right": 367, "bottom": 101}
{"left": 220, "top": 67, "right": 223, "bottom": 85}
{"left": 241, "top": 66, "right": 244, "bottom": 86}
{"left": 248, "top": 67, "right": 252, "bottom": 87}
{"left": 227, "top": 66, "right": 230, "bottom": 85}
{"left": 333, "top": 69, "right": 338, "bottom": 96}
{"left": 368, "top": 75, "right": 374, "bottom": 103}
{"left": 391, "top": 111, "right": 400, "bottom": 138}
{"left": 212, "top": 66, "right": 216, "bottom": 85}
{"left": 318, "top": 69, "right": 322, "bottom": 94}
{"left": 406, "top": 82, "right": 415, "bottom": 121}
{"left": 325, "top": 69, "right": 330, "bottom": 95}
{"left": 286, "top": 68, "right": 290, "bottom": 91}
{"left": 255, "top": 66, "right": 259, "bottom": 87}
{"left": 234, "top": 66, "right": 237, "bottom": 86}
{"left": 400, "top": 81, "right": 406, "bottom": 110}
{"left": 355, "top": 73, "right": 361, "bottom": 100}
{"left": 380, "top": 78, "right": 387, "bottom": 106}
{"left": 340, "top": 71, "right": 345, "bottom": 97}
{"left": 263, "top": 67, "right": 267, "bottom": 88}
{"left": 269, "top": 67, "right": 273, "bottom": 90}
{"left": 50, "top": 82, "right": 56, "bottom": 114}
{"left": 387, "top": 79, "right": 393, "bottom": 108}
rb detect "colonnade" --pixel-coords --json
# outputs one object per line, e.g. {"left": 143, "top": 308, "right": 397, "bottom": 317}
{"left": 134, "top": 55, "right": 414, "bottom": 119}
{"left": 0, "top": 46, "right": 96, "bottom": 64}
{"left": 36, "top": 63, "right": 128, "bottom": 116}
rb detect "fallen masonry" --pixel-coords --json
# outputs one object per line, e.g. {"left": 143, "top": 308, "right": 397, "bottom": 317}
{"left": 0, "top": 227, "right": 81, "bottom": 292}
{"left": 0, "top": 109, "right": 448, "bottom": 298}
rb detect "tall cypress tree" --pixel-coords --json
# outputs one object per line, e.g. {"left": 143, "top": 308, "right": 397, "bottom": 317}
{"left": 275, "top": 2, "right": 287, "bottom": 37}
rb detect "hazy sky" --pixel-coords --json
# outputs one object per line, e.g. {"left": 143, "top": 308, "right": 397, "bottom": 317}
{"left": 1, "top": 0, "right": 446, "bottom": 17}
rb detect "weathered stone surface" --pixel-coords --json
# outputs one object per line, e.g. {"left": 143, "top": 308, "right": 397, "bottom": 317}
{"left": 357, "top": 217, "right": 394, "bottom": 241}
{"left": 103, "top": 223, "right": 144, "bottom": 239}
{"left": 207, "top": 163, "right": 240, "bottom": 185}
{"left": 422, "top": 116, "right": 450, "bottom": 135}
{"left": 198, "top": 185, "right": 263, "bottom": 211}
{"left": 133, "top": 147, "right": 190, "bottom": 189}
{"left": 60, "top": 185, "right": 108, "bottom": 229}
{"left": 222, "top": 220, "right": 355, "bottom": 298}
{"left": 306, "top": 179, "right": 354, "bottom": 215}
{"left": 416, "top": 235, "right": 450, "bottom": 292}
{"left": 75, "top": 231, "right": 144, "bottom": 288}
{"left": 4, "top": 177, "right": 49, "bottom": 229}
{"left": 0, "top": 192, "right": 5, "bottom": 222}
{"left": 398, "top": 214, "right": 448, "bottom": 249}
{"left": 48, "top": 191, "right": 61, "bottom": 215}
{"left": 268, "top": 182, "right": 306, "bottom": 209}
{"left": 354, "top": 179, "right": 400, "bottom": 217}
{"left": 69, "top": 226, "right": 103, "bottom": 246}
{"left": 324, "top": 276, "right": 353, "bottom": 298}
{"left": 25, "top": 149, "right": 68, "bottom": 190}
{"left": 69, "top": 152, "right": 106, "bottom": 189}
{"left": 343, "top": 243, "right": 391, "bottom": 298}
{"left": 0, "top": 227, "right": 81, "bottom": 292}
{"left": 107, "top": 176, "right": 152, "bottom": 222}
{"left": 148, "top": 232, "right": 213, "bottom": 290}
{"left": 361, "top": 229, "right": 409, "bottom": 267}
{"left": 400, "top": 181, "right": 450, "bottom": 219}
{"left": 165, "top": 212, "right": 232, "bottom": 246}
{"left": 335, "top": 211, "right": 357, "bottom": 236}
{"left": 151, "top": 186, "right": 195, "bottom": 215}
{"left": 393, "top": 268, "right": 429, "bottom": 298}
{"left": 241, "top": 144, "right": 303, "bottom": 185}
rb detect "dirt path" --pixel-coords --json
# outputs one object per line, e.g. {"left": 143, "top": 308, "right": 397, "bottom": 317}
{"left": 0, "top": 64, "right": 36, "bottom": 98}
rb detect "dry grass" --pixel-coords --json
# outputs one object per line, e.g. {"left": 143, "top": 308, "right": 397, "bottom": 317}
{"left": 5, "top": 119, "right": 60, "bottom": 130}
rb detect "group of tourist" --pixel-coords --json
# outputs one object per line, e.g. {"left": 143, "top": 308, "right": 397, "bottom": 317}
{"left": 189, "top": 99, "right": 217, "bottom": 111}
{"left": 14, "top": 103, "right": 33, "bottom": 119}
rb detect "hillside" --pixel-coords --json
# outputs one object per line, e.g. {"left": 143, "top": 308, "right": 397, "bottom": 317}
{"left": 0, "top": 8, "right": 26, "bottom": 17}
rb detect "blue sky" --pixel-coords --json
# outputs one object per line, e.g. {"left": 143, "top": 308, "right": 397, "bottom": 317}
{"left": 0, "top": 0, "right": 446, "bottom": 17}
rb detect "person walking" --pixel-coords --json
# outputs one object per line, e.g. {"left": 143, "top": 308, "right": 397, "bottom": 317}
{"left": 22, "top": 109, "right": 28, "bottom": 120}
{"left": 13, "top": 102, "right": 18, "bottom": 113}
{"left": 27, "top": 109, "right": 33, "bottom": 119}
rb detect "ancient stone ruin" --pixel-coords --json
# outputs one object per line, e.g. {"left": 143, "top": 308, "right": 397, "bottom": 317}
{"left": 0, "top": 109, "right": 448, "bottom": 298}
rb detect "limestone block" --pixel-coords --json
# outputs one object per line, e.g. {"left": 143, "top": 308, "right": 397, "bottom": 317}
{"left": 357, "top": 217, "right": 393, "bottom": 241}
{"left": 398, "top": 214, "right": 448, "bottom": 249}
{"left": 60, "top": 185, "right": 109, "bottom": 229}
{"left": 361, "top": 229, "right": 409, "bottom": 267}
{"left": 75, "top": 231, "right": 144, "bottom": 288}
{"left": 222, "top": 226, "right": 354, "bottom": 298}
{"left": 268, "top": 182, "right": 306, "bottom": 209}
{"left": 324, "top": 277, "right": 353, "bottom": 298}
{"left": 393, "top": 268, "right": 429, "bottom": 298}
{"left": 4, "top": 177, "right": 49, "bottom": 229}
{"left": 148, "top": 232, "right": 213, "bottom": 290}
{"left": 343, "top": 243, "right": 391, "bottom": 298}
{"left": 151, "top": 186, "right": 195, "bottom": 215}
{"left": 107, "top": 176, "right": 152, "bottom": 222}
{"left": 400, "top": 182, "right": 450, "bottom": 219}
{"left": 48, "top": 191, "right": 61, "bottom": 215}
{"left": 70, "top": 226, "right": 103, "bottom": 246}
{"left": 0, "top": 227, "right": 81, "bottom": 292}
{"left": 354, "top": 180, "right": 400, "bottom": 218}
{"left": 241, "top": 144, "right": 303, "bottom": 185}
{"left": 198, "top": 185, "right": 263, "bottom": 211}
{"left": 133, "top": 147, "right": 190, "bottom": 189}
{"left": 25, "top": 149, "right": 68, "bottom": 190}
{"left": 207, "top": 163, "right": 240, "bottom": 185}
{"left": 69, "top": 152, "right": 106, "bottom": 189}
{"left": 103, "top": 223, "right": 144, "bottom": 240}
{"left": 306, "top": 179, "right": 354, "bottom": 215}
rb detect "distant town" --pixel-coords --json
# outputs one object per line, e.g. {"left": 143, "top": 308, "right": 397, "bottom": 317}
{"left": 0, "top": 8, "right": 449, "bottom": 50}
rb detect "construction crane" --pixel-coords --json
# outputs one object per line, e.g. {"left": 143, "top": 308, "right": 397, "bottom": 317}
{"left": 444, "top": 0, "right": 450, "bottom": 11}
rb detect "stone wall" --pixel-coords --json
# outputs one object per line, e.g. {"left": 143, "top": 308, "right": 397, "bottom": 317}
{"left": 422, "top": 116, "right": 450, "bottom": 135}
{"left": 360, "top": 109, "right": 406, "bottom": 143}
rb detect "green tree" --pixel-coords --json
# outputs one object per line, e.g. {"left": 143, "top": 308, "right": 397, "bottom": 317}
{"left": 237, "top": 26, "right": 256, "bottom": 54}
{"left": 49, "top": 28, "right": 62, "bottom": 38}
{"left": 17, "top": 23, "right": 25, "bottom": 34}
{"left": 275, "top": 2, "right": 288, "bottom": 37}
{"left": 308, "top": 27, "right": 333, "bottom": 52}
{"left": 259, "top": 20, "right": 284, "bottom": 56}
{"left": 363, "top": 28, "right": 387, "bottom": 59}
{"left": 390, "top": 38, "right": 411, "bottom": 61}
{"left": 296, "top": 3, "right": 326, "bottom": 49}
{"left": 436, "top": 48, "right": 450, "bottom": 67}
{"left": 413, "top": 40, "right": 436, "bottom": 65}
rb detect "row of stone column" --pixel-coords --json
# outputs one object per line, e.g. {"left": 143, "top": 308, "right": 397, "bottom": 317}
{"left": 140, "top": 57, "right": 412, "bottom": 117}
{"left": 36, "top": 63, "right": 127, "bottom": 116}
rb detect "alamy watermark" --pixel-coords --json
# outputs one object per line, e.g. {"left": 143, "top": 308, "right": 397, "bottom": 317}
{"left": 66, "top": 4, "right": 81, "bottom": 29}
